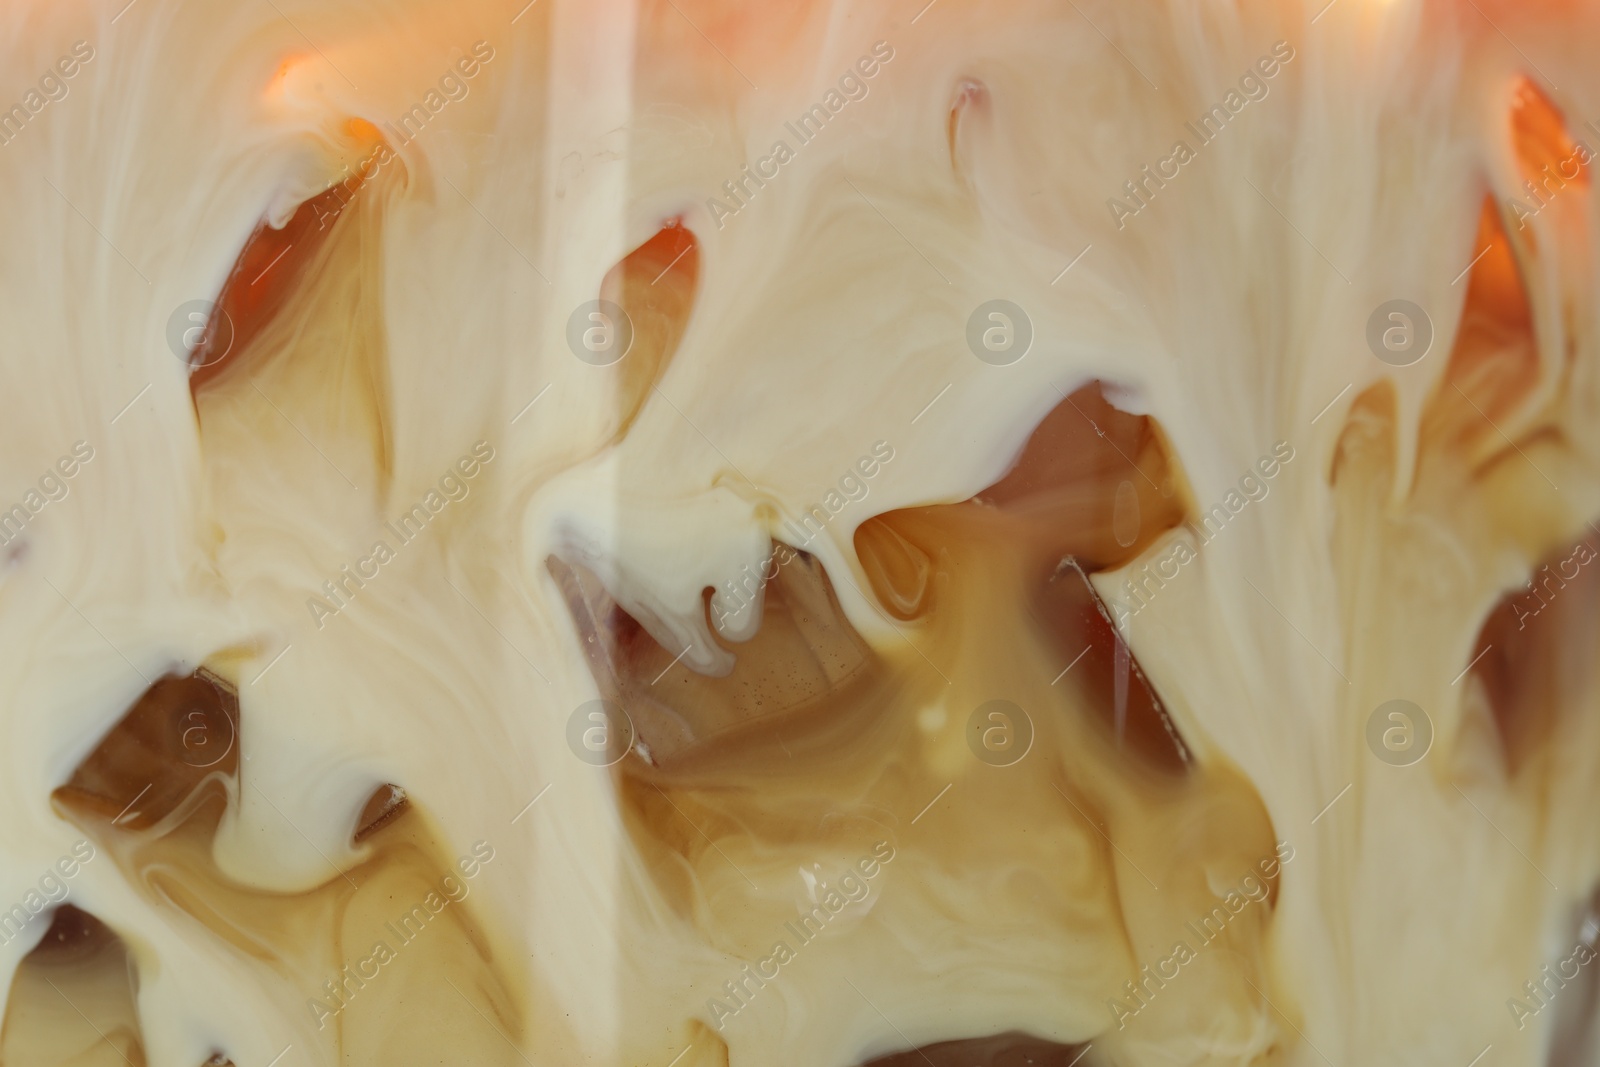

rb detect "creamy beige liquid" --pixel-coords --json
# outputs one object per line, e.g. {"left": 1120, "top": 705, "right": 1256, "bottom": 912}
{"left": 4, "top": 1, "right": 1600, "bottom": 1065}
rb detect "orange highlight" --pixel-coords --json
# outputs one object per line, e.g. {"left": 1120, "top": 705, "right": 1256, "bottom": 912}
{"left": 1466, "top": 196, "right": 1532, "bottom": 335}
{"left": 1506, "top": 74, "right": 1590, "bottom": 222}
{"left": 1509, "top": 77, "right": 1585, "bottom": 182}
{"left": 188, "top": 125, "right": 393, "bottom": 393}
